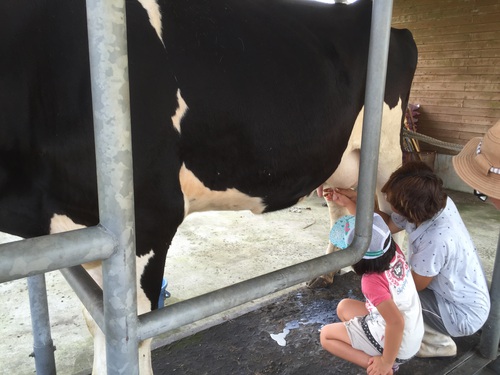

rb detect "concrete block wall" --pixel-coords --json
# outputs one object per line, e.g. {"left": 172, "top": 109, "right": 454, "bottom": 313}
{"left": 434, "top": 153, "right": 473, "bottom": 194}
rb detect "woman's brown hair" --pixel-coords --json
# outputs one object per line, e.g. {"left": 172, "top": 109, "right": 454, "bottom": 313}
{"left": 381, "top": 161, "right": 447, "bottom": 224}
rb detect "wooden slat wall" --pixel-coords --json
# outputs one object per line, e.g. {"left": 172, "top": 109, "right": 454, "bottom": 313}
{"left": 392, "top": 0, "right": 500, "bottom": 154}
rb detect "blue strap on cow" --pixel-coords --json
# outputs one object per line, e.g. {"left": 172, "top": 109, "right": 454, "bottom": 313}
{"left": 158, "top": 278, "right": 171, "bottom": 309}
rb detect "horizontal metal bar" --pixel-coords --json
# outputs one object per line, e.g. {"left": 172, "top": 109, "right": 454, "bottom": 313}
{"left": 0, "top": 226, "right": 116, "bottom": 283}
{"left": 138, "top": 242, "right": 368, "bottom": 341}
{"left": 60, "top": 266, "right": 105, "bottom": 333}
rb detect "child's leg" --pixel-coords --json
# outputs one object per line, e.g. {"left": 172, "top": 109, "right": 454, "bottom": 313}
{"left": 320, "top": 322, "right": 371, "bottom": 369}
{"left": 337, "top": 298, "right": 368, "bottom": 322}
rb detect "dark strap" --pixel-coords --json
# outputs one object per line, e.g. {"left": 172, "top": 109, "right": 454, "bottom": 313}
{"left": 361, "top": 316, "right": 406, "bottom": 364}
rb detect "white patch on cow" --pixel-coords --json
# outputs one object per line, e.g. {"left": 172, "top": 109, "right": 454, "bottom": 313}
{"left": 50, "top": 214, "right": 86, "bottom": 233}
{"left": 135, "top": 250, "right": 156, "bottom": 314}
{"left": 321, "top": 99, "right": 404, "bottom": 253}
{"left": 172, "top": 89, "right": 188, "bottom": 133}
{"left": 49, "top": 214, "right": 155, "bottom": 375}
{"left": 138, "top": 0, "right": 164, "bottom": 44}
{"left": 179, "top": 163, "right": 266, "bottom": 215}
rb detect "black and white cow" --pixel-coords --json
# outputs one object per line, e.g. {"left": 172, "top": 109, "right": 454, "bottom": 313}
{"left": 0, "top": 0, "right": 417, "bottom": 373}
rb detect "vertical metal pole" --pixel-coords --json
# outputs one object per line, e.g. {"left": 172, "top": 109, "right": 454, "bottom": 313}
{"left": 27, "top": 274, "right": 56, "bottom": 375}
{"left": 479, "top": 232, "right": 500, "bottom": 360}
{"left": 86, "top": 0, "right": 139, "bottom": 373}
{"left": 354, "top": 0, "right": 394, "bottom": 239}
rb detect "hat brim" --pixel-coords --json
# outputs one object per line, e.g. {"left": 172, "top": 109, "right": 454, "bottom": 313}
{"left": 453, "top": 137, "right": 500, "bottom": 199}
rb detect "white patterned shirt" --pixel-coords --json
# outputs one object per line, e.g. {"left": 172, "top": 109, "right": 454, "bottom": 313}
{"left": 392, "top": 197, "right": 490, "bottom": 337}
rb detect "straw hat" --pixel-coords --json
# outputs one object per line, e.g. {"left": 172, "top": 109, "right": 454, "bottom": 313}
{"left": 452, "top": 120, "right": 500, "bottom": 199}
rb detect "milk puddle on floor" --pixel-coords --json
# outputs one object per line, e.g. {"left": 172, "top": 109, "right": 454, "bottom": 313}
{"left": 269, "top": 294, "right": 343, "bottom": 347}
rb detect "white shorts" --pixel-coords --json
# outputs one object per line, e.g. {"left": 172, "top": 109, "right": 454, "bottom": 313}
{"left": 344, "top": 316, "right": 381, "bottom": 357}
{"left": 344, "top": 316, "right": 409, "bottom": 364}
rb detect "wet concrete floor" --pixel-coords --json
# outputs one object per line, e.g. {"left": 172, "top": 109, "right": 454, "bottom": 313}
{"left": 151, "top": 190, "right": 500, "bottom": 375}
{"left": 152, "top": 272, "right": 493, "bottom": 375}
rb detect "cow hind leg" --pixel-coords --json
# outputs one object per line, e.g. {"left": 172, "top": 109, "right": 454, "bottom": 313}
{"left": 83, "top": 307, "right": 153, "bottom": 375}
{"left": 83, "top": 308, "right": 105, "bottom": 373}
{"left": 49, "top": 215, "right": 156, "bottom": 375}
{"left": 82, "top": 253, "right": 156, "bottom": 375}
{"left": 80, "top": 255, "right": 155, "bottom": 375}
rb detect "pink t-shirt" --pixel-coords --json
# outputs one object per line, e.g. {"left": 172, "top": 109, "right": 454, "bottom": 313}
{"left": 359, "top": 246, "right": 424, "bottom": 359}
{"left": 362, "top": 270, "right": 392, "bottom": 308}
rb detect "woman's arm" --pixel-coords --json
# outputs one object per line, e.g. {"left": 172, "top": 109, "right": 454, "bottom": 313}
{"left": 411, "top": 271, "right": 434, "bottom": 291}
{"left": 375, "top": 210, "right": 403, "bottom": 235}
{"left": 367, "top": 299, "right": 404, "bottom": 375}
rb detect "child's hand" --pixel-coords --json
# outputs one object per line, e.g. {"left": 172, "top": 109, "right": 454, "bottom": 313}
{"left": 334, "top": 188, "right": 358, "bottom": 203}
{"left": 367, "top": 356, "right": 394, "bottom": 375}
{"left": 323, "top": 188, "right": 357, "bottom": 215}
{"left": 331, "top": 190, "right": 354, "bottom": 207}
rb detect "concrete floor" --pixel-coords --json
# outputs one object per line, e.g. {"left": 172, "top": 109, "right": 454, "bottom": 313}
{"left": 151, "top": 271, "right": 499, "bottom": 375}
{"left": 0, "top": 190, "right": 499, "bottom": 375}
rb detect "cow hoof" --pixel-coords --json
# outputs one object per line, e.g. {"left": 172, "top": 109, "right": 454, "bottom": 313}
{"left": 306, "top": 274, "right": 334, "bottom": 289}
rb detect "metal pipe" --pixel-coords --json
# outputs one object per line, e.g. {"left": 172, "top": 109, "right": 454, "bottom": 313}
{"left": 139, "top": 0, "right": 395, "bottom": 341}
{"left": 0, "top": 226, "right": 116, "bottom": 283}
{"left": 27, "top": 274, "right": 56, "bottom": 375}
{"left": 479, "top": 231, "right": 500, "bottom": 359}
{"left": 355, "top": 0, "right": 394, "bottom": 234}
{"left": 139, "top": 245, "right": 370, "bottom": 340}
{"left": 85, "top": 0, "right": 139, "bottom": 372}
{"left": 60, "top": 266, "right": 105, "bottom": 332}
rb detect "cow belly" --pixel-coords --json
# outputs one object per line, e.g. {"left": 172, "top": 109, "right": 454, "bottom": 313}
{"left": 179, "top": 164, "right": 266, "bottom": 215}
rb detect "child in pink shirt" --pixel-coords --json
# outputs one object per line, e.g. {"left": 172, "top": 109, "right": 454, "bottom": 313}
{"left": 320, "top": 214, "right": 424, "bottom": 375}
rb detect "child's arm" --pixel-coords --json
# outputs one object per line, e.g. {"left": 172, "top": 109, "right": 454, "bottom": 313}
{"left": 367, "top": 299, "right": 404, "bottom": 375}
{"left": 325, "top": 188, "right": 357, "bottom": 215}
{"left": 374, "top": 210, "right": 403, "bottom": 235}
